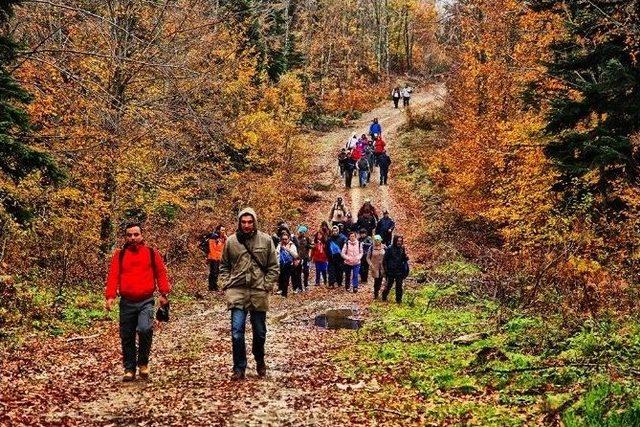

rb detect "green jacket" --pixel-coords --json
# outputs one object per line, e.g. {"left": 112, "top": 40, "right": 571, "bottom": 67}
{"left": 220, "top": 208, "right": 279, "bottom": 311}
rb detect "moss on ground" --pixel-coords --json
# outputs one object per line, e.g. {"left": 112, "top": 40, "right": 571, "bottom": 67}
{"left": 340, "top": 261, "right": 640, "bottom": 425}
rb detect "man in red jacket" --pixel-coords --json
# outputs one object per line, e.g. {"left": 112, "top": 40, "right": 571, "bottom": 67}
{"left": 105, "top": 222, "right": 171, "bottom": 382}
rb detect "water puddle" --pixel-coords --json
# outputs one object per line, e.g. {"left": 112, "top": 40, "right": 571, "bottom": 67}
{"left": 314, "top": 309, "right": 364, "bottom": 330}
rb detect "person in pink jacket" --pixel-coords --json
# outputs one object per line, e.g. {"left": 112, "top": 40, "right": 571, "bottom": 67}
{"left": 341, "top": 231, "right": 363, "bottom": 293}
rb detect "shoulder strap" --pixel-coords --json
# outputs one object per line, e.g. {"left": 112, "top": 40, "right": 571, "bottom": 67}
{"left": 118, "top": 247, "right": 126, "bottom": 287}
{"left": 240, "top": 240, "right": 269, "bottom": 275}
{"left": 149, "top": 247, "right": 157, "bottom": 284}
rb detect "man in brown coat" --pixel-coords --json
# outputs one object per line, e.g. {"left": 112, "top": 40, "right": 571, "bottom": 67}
{"left": 220, "top": 208, "right": 279, "bottom": 380}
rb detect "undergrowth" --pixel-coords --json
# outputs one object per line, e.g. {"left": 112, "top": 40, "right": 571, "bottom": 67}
{"left": 339, "top": 262, "right": 640, "bottom": 425}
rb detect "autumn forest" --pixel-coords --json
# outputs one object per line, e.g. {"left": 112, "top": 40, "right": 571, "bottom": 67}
{"left": 2, "top": 0, "right": 640, "bottom": 425}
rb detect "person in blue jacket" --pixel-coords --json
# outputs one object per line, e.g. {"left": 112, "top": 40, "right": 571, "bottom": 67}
{"left": 369, "top": 118, "right": 382, "bottom": 139}
{"left": 375, "top": 210, "right": 395, "bottom": 246}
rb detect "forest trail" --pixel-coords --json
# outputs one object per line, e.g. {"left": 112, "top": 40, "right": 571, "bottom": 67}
{"left": 1, "top": 86, "right": 444, "bottom": 426}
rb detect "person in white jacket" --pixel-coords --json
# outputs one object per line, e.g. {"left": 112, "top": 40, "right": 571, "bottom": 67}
{"left": 276, "top": 231, "right": 299, "bottom": 297}
{"left": 401, "top": 84, "right": 413, "bottom": 107}
{"left": 341, "top": 231, "right": 363, "bottom": 293}
{"left": 346, "top": 134, "right": 358, "bottom": 150}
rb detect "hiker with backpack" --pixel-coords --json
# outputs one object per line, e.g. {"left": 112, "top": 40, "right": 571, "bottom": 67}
{"left": 375, "top": 210, "right": 395, "bottom": 246}
{"left": 357, "top": 155, "right": 370, "bottom": 187}
{"left": 341, "top": 231, "right": 363, "bottom": 293}
{"left": 373, "top": 136, "right": 386, "bottom": 167}
{"left": 327, "top": 225, "right": 346, "bottom": 288}
{"left": 344, "top": 156, "right": 357, "bottom": 188}
{"left": 402, "top": 84, "right": 413, "bottom": 107}
{"left": 199, "top": 224, "right": 227, "bottom": 291}
{"left": 377, "top": 150, "right": 392, "bottom": 186}
{"left": 338, "top": 148, "right": 348, "bottom": 177}
{"left": 358, "top": 228, "right": 373, "bottom": 285}
{"left": 369, "top": 118, "right": 382, "bottom": 140}
{"left": 346, "top": 134, "right": 358, "bottom": 151}
{"left": 220, "top": 208, "right": 279, "bottom": 380}
{"left": 391, "top": 87, "right": 401, "bottom": 109}
{"left": 105, "top": 222, "right": 171, "bottom": 382}
{"left": 367, "top": 235, "right": 386, "bottom": 299}
{"left": 382, "top": 235, "right": 410, "bottom": 304}
{"left": 329, "top": 197, "right": 348, "bottom": 227}
{"left": 311, "top": 231, "right": 328, "bottom": 286}
{"left": 293, "top": 225, "right": 312, "bottom": 292}
{"left": 276, "top": 230, "right": 299, "bottom": 297}
{"left": 365, "top": 142, "right": 375, "bottom": 181}
{"left": 358, "top": 199, "right": 379, "bottom": 222}
{"left": 343, "top": 212, "right": 357, "bottom": 235}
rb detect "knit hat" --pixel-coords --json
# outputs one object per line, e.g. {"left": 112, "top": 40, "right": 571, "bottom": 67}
{"left": 373, "top": 235, "right": 382, "bottom": 242}
{"left": 298, "top": 225, "right": 308, "bottom": 233}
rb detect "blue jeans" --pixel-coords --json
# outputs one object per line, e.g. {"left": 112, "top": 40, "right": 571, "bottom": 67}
{"left": 119, "top": 297, "right": 155, "bottom": 371}
{"left": 359, "top": 170, "right": 368, "bottom": 186}
{"left": 315, "top": 261, "right": 328, "bottom": 285}
{"left": 343, "top": 264, "right": 361, "bottom": 290}
{"left": 231, "top": 308, "right": 267, "bottom": 373}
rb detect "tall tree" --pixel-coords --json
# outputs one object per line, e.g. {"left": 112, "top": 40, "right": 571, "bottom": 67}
{"left": 222, "top": 0, "right": 304, "bottom": 81}
{"left": 536, "top": 0, "right": 640, "bottom": 211}
{"left": 0, "top": 0, "right": 63, "bottom": 224}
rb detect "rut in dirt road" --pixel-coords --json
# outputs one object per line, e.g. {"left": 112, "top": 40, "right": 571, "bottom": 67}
{"left": 0, "top": 85, "right": 445, "bottom": 427}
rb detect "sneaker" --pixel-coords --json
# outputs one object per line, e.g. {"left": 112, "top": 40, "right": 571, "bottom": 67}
{"left": 122, "top": 370, "right": 136, "bottom": 382}
{"left": 138, "top": 365, "right": 150, "bottom": 380}
{"left": 257, "top": 362, "right": 267, "bottom": 378}
{"left": 231, "top": 370, "right": 246, "bottom": 381}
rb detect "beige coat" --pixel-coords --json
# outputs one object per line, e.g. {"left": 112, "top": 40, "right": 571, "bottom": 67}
{"left": 220, "top": 208, "right": 279, "bottom": 311}
{"left": 367, "top": 245, "right": 386, "bottom": 279}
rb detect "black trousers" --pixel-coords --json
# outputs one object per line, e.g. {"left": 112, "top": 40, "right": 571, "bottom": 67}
{"left": 393, "top": 97, "right": 400, "bottom": 108}
{"left": 345, "top": 170, "right": 354, "bottom": 188}
{"left": 403, "top": 97, "right": 410, "bottom": 107}
{"left": 328, "top": 259, "right": 344, "bottom": 286}
{"left": 360, "top": 257, "right": 369, "bottom": 283}
{"left": 382, "top": 276, "right": 404, "bottom": 303}
{"left": 208, "top": 260, "right": 220, "bottom": 290}
{"left": 373, "top": 277, "right": 384, "bottom": 299}
{"left": 380, "top": 167, "right": 389, "bottom": 185}
{"left": 279, "top": 263, "right": 293, "bottom": 297}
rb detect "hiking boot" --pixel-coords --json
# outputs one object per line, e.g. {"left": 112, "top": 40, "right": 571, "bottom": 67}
{"left": 122, "top": 370, "right": 136, "bottom": 382}
{"left": 256, "top": 362, "right": 267, "bottom": 378}
{"left": 231, "top": 370, "right": 246, "bottom": 381}
{"left": 353, "top": 288, "right": 358, "bottom": 293}
{"left": 138, "top": 365, "right": 150, "bottom": 380}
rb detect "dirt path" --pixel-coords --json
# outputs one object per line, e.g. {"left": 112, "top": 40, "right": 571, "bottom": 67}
{"left": 1, "top": 86, "right": 445, "bottom": 426}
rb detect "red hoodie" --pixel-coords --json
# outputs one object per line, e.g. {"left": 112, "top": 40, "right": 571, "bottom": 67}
{"left": 105, "top": 244, "right": 171, "bottom": 301}
{"left": 311, "top": 240, "right": 329, "bottom": 263}
{"left": 374, "top": 138, "right": 386, "bottom": 154}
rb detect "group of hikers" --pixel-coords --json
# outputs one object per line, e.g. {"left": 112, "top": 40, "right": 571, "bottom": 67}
{"left": 201, "top": 197, "right": 409, "bottom": 301}
{"left": 391, "top": 83, "right": 413, "bottom": 108}
{"left": 102, "top": 93, "right": 413, "bottom": 383}
{"left": 105, "top": 200, "right": 410, "bottom": 382}
{"left": 339, "top": 118, "right": 392, "bottom": 188}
